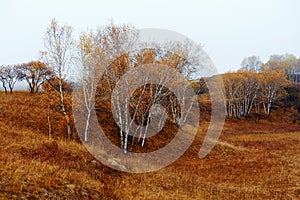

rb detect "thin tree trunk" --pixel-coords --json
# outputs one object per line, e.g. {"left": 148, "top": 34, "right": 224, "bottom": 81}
{"left": 47, "top": 109, "right": 52, "bottom": 139}
{"left": 59, "top": 82, "right": 72, "bottom": 139}
{"left": 84, "top": 110, "right": 91, "bottom": 142}
{"left": 1, "top": 82, "right": 7, "bottom": 93}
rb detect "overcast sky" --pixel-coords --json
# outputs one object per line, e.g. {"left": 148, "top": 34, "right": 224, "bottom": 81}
{"left": 1, "top": 0, "right": 300, "bottom": 73}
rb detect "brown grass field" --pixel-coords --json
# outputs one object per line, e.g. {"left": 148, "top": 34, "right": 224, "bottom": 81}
{"left": 0, "top": 92, "right": 300, "bottom": 199}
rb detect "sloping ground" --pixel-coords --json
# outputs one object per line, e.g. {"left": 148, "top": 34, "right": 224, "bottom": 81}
{"left": 0, "top": 92, "right": 300, "bottom": 199}
{"left": 0, "top": 120, "right": 111, "bottom": 199}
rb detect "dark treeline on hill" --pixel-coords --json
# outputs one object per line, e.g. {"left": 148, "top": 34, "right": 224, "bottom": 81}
{"left": 1, "top": 18, "right": 300, "bottom": 152}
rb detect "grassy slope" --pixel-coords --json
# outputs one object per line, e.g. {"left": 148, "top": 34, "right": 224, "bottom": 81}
{"left": 0, "top": 92, "right": 300, "bottom": 199}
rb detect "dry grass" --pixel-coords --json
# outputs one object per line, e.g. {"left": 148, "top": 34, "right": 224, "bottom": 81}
{"left": 0, "top": 91, "right": 300, "bottom": 199}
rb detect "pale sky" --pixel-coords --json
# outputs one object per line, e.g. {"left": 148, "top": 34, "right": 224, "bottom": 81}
{"left": 1, "top": 0, "right": 300, "bottom": 73}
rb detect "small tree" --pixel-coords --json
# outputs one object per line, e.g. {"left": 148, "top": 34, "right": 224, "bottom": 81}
{"left": 0, "top": 65, "right": 21, "bottom": 93}
{"left": 18, "top": 61, "right": 54, "bottom": 93}
{"left": 240, "top": 56, "right": 262, "bottom": 72}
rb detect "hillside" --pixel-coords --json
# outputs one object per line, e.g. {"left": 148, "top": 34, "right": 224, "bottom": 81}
{"left": 0, "top": 92, "right": 300, "bottom": 199}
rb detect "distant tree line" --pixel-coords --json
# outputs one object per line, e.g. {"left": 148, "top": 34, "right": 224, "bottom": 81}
{"left": 192, "top": 54, "right": 300, "bottom": 122}
{"left": 240, "top": 54, "right": 300, "bottom": 82}
{"left": 0, "top": 61, "right": 53, "bottom": 93}
{"left": 222, "top": 69, "right": 287, "bottom": 118}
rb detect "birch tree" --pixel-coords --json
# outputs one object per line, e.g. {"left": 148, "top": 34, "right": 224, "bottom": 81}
{"left": 76, "top": 22, "right": 199, "bottom": 153}
{"left": 76, "top": 32, "right": 107, "bottom": 142}
{"left": 223, "top": 71, "right": 260, "bottom": 118}
{"left": 98, "top": 46, "right": 196, "bottom": 153}
{"left": 42, "top": 18, "right": 74, "bottom": 139}
{"left": 259, "top": 69, "right": 287, "bottom": 115}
